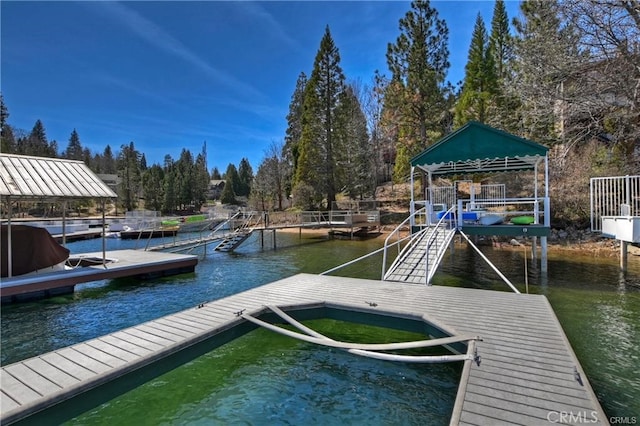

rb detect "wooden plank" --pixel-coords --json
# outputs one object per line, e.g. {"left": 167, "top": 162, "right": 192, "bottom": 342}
{"left": 97, "top": 335, "right": 155, "bottom": 357}
{"left": 72, "top": 344, "right": 128, "bottom": 369}
{"left": 84, "top": 340, "right": 141, "bottom": 363}
{"left": 120, "top": 328, "right": 176, "bottom": 347}
{"left": 3, "top": 364, "right": 61, "bottom": 396}
{"left": 56, "top": 348, "right": 112, "bottom": 375}
{"left": 23, "top": 358, "right": 81, "bottom": 389}
{"left": 39, "top": 352, "right": 96, "bottom": 381}
{"left": 1, "top": 391, "right": 20, "bottom": 413}
{"left": 107, "top": 331, "right": 165, "bottom": 353}
{"left": 0, "top": 370, "right": 42, "bottom": 405}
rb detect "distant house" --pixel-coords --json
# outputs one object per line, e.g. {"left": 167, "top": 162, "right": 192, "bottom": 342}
{"left": 97, "top": 174, "right": 120, "bottom": 194}
{"left": 208, "top": 179, "right": 225, "bottom": 200}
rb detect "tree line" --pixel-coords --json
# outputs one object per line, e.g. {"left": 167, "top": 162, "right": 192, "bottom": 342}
{"left": 252, "top": 0, "right": 637, "bottom": 223}
{"left": 0, "top": 106, "right": 255, "bottom": 214}
{"left": 2, "top": 0, "right": 638, "bottom": 223}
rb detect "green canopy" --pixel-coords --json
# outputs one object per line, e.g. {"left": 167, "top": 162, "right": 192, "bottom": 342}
{"left": 411, "top": 121, "right": 548, "bottom": 175}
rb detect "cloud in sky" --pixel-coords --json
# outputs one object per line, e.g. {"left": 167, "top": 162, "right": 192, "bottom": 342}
{"left": 92, "top": 1, "right": 265, "bottom": 101}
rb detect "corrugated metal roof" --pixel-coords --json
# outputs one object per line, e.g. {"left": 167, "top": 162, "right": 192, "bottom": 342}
{"left": 0, "top": 154, "right": 118, "bottom": 199}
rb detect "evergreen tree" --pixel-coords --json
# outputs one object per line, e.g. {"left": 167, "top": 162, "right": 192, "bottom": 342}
{"left": 487, "top": 0, "right": 519, "bottom": 131}
{"left": 0, "top": 95, "right": 15, "bottom": 154}
{"left": 117, "top": 142, "right": 142, "bottom": 211}
{"left": 162, "top": 155, "right": 177, "bottom": 212}
{"left": 193, "top": 153, "right": 210, "bottom": 209}
{"left": 237, "top": 157, "right": 254, "bottom": 197}
{"left": 294, "top": 25, "right": 346, "bottom": 208}
{"left": 211, "top": 167, "right": 222, "bottom": 180}
{"left": 512, "top": 0, "right": 583, "bottom": 144}
{"left": 102, "top": 145, "right": 117, "bottom": 174}
{"left": 25, "top": 120, "right": 54, "bottom": 157}
{"left": 335, "top": 84, "right": 371, "bottom": 200}
{"left": 283, "top": 72, "right": 307, "bottom": 195}
{"left": 454, "top": 14, "right": 497, "bottom": 126}
{"left": 385, "top": 0, "right": 451, "bottom": 180}
{"left": 142, "top": 164, "right": 165, "bottom": 212}
{"left": 64, "top": 129, "right": 84, "bottom": 160}
{"left": 175, "top": 149, "right": 194, "bottom": 210}
{"left": 489, "top": 0, "right": 512, "bottom": 80}
{"left": 223, "top": 163, "right": 240, "bottom": 204}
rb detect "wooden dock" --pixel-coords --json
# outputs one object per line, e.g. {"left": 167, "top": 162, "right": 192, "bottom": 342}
{"left": 0, "top": 274, "right": 607, "bottom": 425}
{"left": 0, "top": 250, "right": 197, "bottom": 303}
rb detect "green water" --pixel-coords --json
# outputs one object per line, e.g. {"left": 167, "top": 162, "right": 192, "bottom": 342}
{"left": 68, "top": 320, "right": 460, "bottom": 425}
{"left": 2, "top": 232, "right": 639, "bottom": 422}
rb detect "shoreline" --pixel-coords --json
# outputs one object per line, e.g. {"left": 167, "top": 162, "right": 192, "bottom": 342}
{"left": 272, "top": 224, "right": 638, "bottom": 258}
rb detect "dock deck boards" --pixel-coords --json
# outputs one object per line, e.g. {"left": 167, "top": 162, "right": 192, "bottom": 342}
{"left": 0, "top": 274, "right": 607, "bottom": 425}
{"left": 0, "top": 249, "right": 197, "bottom": 301}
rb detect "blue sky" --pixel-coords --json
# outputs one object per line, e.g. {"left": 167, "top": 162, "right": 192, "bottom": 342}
{"left": 1, "top": 1, "right": 521, "bottom": 173}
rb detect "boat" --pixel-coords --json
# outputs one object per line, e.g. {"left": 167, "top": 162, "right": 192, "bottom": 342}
{"left": 119, "top": 225, "right": 179, "bottom": 240}
{"left": 1, "top": 225, "right": 70, "bottom": 277}
{"left": 478, "top": 214, "right": 504, "bottom": 225}
{"left": 510, "top": 215, "right": 535, "bottom": 225}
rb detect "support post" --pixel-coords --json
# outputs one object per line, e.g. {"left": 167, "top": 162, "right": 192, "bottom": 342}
{"left": 101, "top": 199, "right": 107, "bottom": 268}
{"left": 273, "top": 229, "right": 277, "bottom": 249}
{"left": 7, "top": 196, "right": 12, "bottom": 277}
{"left": 621, "top": 240, "right": 628, "bottom": 272}
{"left": 62, "top": 200, "right": 67, "bottom": 246}
{"left": 541, "top": 236, "right": 548, "bottom": 273}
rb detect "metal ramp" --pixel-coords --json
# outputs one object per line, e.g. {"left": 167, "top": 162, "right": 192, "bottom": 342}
{"left": 214, "top": 230, "right": 253, "bottom": 252}
{"left": 383, "top": 224, "right": 456, "bottom": 284}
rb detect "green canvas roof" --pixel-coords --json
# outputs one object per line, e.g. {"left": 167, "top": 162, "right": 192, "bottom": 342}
{"left": 411, "top": 121, "right": 548, "bottom": 175}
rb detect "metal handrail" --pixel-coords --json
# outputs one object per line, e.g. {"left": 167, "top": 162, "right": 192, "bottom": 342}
{"left": 424, "top": 205, "right": 457, "bottom": 285}
{"left": 381, "top": 207, "right": 427, "bottom": 279}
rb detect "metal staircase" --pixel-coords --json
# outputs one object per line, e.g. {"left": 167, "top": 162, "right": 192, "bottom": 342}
{"left": 214, "top": 230, "right": 253, "bottom": 252}
{"left": 214, "top": 211, "right": 258, "bottom": 252}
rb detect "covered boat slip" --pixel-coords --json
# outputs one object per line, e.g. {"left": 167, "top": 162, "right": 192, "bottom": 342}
{"left": 0, "top": 274, "right": 606, "bottom": 425}
{"left": 409, "top": 121, "right": 551, "bottom": 270}
{"left": 0, "top": 154, "right": 198, "bottom": 302}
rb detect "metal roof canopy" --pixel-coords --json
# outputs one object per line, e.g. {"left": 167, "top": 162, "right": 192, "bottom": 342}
{"left": 0, "top": 154, "right": 117, "bottom": 200}
{"left": 410, "top": 121, "right": 548, "bottom": 175}
{"left": 1, "top": 154, "right": 117, "bottom": 278}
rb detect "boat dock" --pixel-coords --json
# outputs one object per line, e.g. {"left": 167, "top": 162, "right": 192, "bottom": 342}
{"left": 0, "top": 250, "right": 197, "bottom": 303}
{"left": 0, "top": 273, "right": 607, "bottom": 425}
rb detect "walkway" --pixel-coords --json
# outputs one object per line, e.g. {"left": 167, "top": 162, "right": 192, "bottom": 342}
{"left": 0, "top": 274, "right": 607, "bottom": 425}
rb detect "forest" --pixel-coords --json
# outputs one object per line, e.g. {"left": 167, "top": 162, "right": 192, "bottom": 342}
{"left": 1, "top": 0, "right": 638, "bottom": 226}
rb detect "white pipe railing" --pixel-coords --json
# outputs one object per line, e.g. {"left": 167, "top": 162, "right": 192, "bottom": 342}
{"left": 424, "top": 205, "right": 456, "bottom": 285}
{"left": 381, "top": 207, "right": 427, "bottom": 278}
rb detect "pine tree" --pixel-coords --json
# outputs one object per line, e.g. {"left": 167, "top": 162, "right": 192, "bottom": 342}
{"left": 222, "top": 163, "right": 240, "bottom": 205}
{"left": 117, "top": 142, "right": 142, "bottom": 211}
{"left": 512, "top": 0, "right": 583, "bottom": 144}
{"left": 0, "top": 95, "right": 15, "bottom": 154}
{"left": 163, "top": 155, "right": 177, "bottom": 212}
{"left": 142, "top": 165, "right": 165, "bottom": 212}
{"left": 283, "top": 72, "right": 307, "bottom": 195}
{"left": 294, "top": 25, "right": 346, "bottom": 209}
{"left": 454, "top": 14, "right": 497, "bottom": 126}
{"left": 238, "top": 158, "right": 254, "bottom": 197}
{"left": 26, "top": 120, "right": 53, "bottom": 157}
{"left": 102, "top": 145, "right": 116, "bottom": 174}
{"left": 385, "top": 0, "right": 451, "bottom": 181}
{"left": 335, "top": 84, "right": 371, "bottom": 200}
{"left": 64, "top": 129, "right": 84, "bottom": 160}
{"left": 211, "top": 167, "right": 222, "bottom": 180}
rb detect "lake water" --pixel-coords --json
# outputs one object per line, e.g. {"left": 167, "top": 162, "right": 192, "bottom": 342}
{"left": 1, "top": 231, "right": 639, "bottom": 423}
